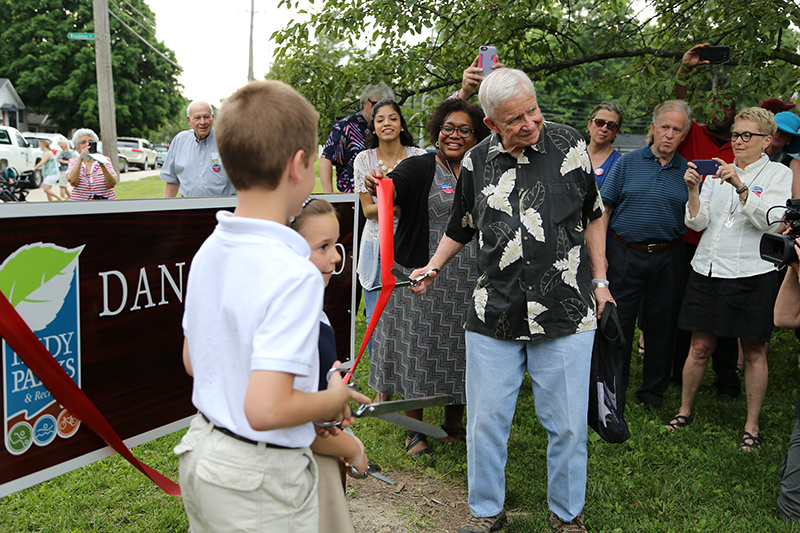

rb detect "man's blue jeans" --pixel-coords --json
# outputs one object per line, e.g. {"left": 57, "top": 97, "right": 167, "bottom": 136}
{"left": 465, "top": 329, "right": 594, "bottom": 522}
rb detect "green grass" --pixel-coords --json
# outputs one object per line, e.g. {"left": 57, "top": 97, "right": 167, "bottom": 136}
{"left": 5, "top": 313, "right": 800, "bottom": 531}
{"left": 6, "top": 176, "right": 800, "bottom": 530}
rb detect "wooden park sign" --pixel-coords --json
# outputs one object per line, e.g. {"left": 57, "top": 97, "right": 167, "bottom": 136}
{"left": 0, "top": 195, "right": 358, "bottom": 496}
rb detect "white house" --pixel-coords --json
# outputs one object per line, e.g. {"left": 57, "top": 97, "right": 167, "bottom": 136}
{"left": 0, "top": 79, "right": 28, "bottom": 131}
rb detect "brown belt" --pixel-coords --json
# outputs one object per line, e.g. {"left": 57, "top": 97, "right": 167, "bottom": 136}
{"left": 611, "top": 232, "right": 681, "bottom": 253}
{"left": 199, "top": 412, "right": 294, "bottom": 449}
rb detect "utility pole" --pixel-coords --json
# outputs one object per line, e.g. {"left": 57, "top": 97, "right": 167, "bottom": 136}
{"left": 248, "top": 0, "right": 255, "bottom": 82}
{"left": 93, "top": 0, "right": 119, "bottom": 175}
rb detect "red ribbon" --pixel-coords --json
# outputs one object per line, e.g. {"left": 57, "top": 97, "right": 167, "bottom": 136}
{"left": 347, "top": 178, "right": 395, "bottom": 381}
{"left": 0, "top": 291, "right": 181, "bottom": 496}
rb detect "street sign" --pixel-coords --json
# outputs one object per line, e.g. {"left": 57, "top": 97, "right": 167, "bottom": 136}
{"left": 67, "top": 33, "right": 95, "bottom": 40}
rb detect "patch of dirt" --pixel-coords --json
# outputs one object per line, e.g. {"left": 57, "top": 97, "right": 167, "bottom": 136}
{"left": 347, "top": 468, "right": 469, "bottom": 532}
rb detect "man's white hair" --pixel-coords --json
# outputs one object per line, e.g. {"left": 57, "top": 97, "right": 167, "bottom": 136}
{"left": 186, "top": 100, "right": 214, "bottom": 118}
{"left": 479, "top": 69, "right": 537, "bottom": 123}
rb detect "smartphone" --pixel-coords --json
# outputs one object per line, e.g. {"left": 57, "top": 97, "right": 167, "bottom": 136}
{"left": 88, "top": 141, "right": 98, "bottom": 154}
{"left": 478, "top": 46, "right": 498, "bottom": 77}
{"left": 693, "top": 159, "right": 719, "bottom": 175}
{"left": 698, "top": 45, "right": 729, "bottom": 63}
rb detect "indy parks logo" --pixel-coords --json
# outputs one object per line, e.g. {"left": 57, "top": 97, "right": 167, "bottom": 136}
{"left": 1, "top": 243, "right": 84, "bottom": 455}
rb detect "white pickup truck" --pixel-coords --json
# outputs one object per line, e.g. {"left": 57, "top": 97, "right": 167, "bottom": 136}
{"left": 0, "top": 126, "right": 43, "bottom": 188}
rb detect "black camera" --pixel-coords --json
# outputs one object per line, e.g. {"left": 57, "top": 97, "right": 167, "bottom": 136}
{"left": 759, "top": 199, "right": 800, "bottom": 267}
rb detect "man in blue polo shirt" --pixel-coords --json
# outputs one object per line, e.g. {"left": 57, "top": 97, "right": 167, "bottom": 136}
{"left": 600, "top": 99, "right": 692, "bottom": 412}
{"left": 161, "top": 101, "right": 236, "bottom": 198}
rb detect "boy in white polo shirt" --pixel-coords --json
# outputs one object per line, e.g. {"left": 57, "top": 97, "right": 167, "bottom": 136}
{"left": 174, "top": 80, "right": 370, "bottom": 533}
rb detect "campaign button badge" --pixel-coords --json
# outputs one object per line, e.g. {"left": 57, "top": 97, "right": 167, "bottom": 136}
{"left": 595, "top": 168, "right": 605, "bottom": 176}
{"left": 442, "top": 183, "right": 454, "bottom": 194}
{"left": 752, "top": 186, "right": 763, "bottom": 196}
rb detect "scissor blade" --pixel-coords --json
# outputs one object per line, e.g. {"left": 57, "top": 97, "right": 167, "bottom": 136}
{"left": 391, "top": 267, "right": 412, "bottom": 283}
{"left": 366, "top": 465, "right": 394, "bottom": 485}
{"left": 356, "top": 395, "right": 454, "bottom": 417}
{"left": 374, "top": 412, "right": 449, "bottom": 438}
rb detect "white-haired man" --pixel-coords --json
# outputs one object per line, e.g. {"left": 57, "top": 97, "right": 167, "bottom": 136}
{"left": 161, "top": 100, "right": 235, "bottom": 197}
{"left": 409, "top": 69, "right": 612, "bottom": 533}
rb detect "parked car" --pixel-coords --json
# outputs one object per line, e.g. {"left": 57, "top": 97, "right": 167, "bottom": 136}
{"left": 95, "top": 141, "right": 129, "bottom": 174}
{"left": 154, "top": 145, "right": 169, "bottom": 167}
{"left": 21, "top": 132, "right": 71, "bottom": 150}
{"left": 117, "top": 137, "right": 157, "bottom": 170}
{"left": 0, "top": 126, "right": 44, "bottom": 188}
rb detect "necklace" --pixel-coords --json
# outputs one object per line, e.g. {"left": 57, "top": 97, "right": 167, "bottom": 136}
{"left": 724, "top": 158, "right": 766, "bottom": 229}
{"left": 377, "top": 147, "right": 405, "bottom": 175}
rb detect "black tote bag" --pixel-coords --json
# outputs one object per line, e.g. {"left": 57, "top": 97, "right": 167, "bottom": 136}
{"left": 588, "top": 302, "right": 631, "bottom": 443}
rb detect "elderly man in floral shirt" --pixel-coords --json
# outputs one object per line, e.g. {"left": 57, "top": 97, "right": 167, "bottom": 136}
{"left": 410, "top": 69, "right": 612, "bottom": 533}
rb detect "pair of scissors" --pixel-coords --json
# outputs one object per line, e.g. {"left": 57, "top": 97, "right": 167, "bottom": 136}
{"left": 349, "top": 463, "right": 394, "bottom": 484}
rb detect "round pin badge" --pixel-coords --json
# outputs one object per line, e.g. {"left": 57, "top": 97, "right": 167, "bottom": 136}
{"left": 594, "top": 168, "right": 604, "bottom": 176}
{"left": 441, "top": 183, "right": 454, "bottom": 194}
{"left": 212, "top": 164, "right": 221, "bottom": 173}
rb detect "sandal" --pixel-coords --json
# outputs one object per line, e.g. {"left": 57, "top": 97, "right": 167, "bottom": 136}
{"left": 405, "top": 431, "right": 432, "bottom": 458}
{"left": 440, "top": 425, "right": 466, "bottom": 443}
{"left": 665, "top": 413, "right": 693, "bottom": 431}
{"left": 740, "top": 431, "right": 763, "bottom": 451}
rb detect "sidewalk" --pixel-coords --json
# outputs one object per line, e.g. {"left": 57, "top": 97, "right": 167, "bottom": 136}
{"left": 23, "top": 169, "right": 159, "bottom": 202}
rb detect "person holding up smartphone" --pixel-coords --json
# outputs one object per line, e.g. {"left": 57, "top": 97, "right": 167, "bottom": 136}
{"left": 66, "top": 128, "right": 119, "bottom": 201}
{"left": 457, "top": 47, "right": 504, "bottom": 101}
{"left": 671, "top": 42, "right": 742, "bottom": 399}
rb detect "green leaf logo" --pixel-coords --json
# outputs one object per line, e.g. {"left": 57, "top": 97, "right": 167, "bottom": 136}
{"left": 0, "top": 243, "right": 84, "bottom": 332}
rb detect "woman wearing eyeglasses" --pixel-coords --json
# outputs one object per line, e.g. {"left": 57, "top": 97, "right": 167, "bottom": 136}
{"left": 667, "top": 107, "right": 792, "bottom": 450}
{"left": 587, "top": 102, "right": 624, "bottom": 188}
{"left": 365, "top": 98, "right": 490, "bottom": 457}
{"left": 354, "top": 100, "right": 426, "bottom": 363}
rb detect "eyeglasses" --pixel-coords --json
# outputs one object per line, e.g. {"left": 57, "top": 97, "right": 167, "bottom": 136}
{"left": 367, "top": 99, "right": 379, "bottom": 106}
{"left": 440, "top": 125, "right": 474, "bottom": 138}
{"left": 731, "top": 131, "right": 768, "bottom": 142}
{"left": 590, "top": 118, "right": 619, "bottom": 131}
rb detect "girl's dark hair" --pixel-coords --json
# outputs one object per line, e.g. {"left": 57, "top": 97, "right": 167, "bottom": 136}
{"left": 589, "top": 102, "right": 624, "bottom": 129}
{"left": 425, "top": 98, "right": 490, "bottom": 147}
{"left": 290, "top": 197, "right": 337, "bottom": 234}
{"left": 365, "top": 99, "right": 416, "bottom": 149}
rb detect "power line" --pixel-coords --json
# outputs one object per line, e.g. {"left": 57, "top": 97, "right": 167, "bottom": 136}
{"left": 111, "top": 5, "right": 155, "bottom": 37}
{"left": 118, "top": 0, "right": 155, "bottom": 28}
{"left": 108, "top": 9, "right": 180, "bottom": 68}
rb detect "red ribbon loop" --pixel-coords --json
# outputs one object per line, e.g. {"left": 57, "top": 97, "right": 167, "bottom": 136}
{"left": 0, "top": 291, "right": 181, "bottom": 496}
{"left": 347, "top": 178, "right": 394, "bottom": 380}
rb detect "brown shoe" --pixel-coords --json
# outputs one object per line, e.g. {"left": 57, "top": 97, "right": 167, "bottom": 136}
{"left": 550, "top": 511, "right": 586, "bottom": 532}
{"left": 457, "top": 510, "right": 507, "bottom": 532}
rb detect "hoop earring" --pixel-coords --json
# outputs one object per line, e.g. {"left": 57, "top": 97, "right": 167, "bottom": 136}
{"left": 332, "top": 243, "right": 346, "bottom": 276}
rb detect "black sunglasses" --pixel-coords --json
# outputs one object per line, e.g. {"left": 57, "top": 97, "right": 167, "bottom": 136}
{"left": 590, "top": 118, "right": 620, "bottom": 130}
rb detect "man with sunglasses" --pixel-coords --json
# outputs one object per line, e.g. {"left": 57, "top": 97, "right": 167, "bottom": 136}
{"left": 320, "top": 83, "right": 394, "bottom": 193}
{"left": 671, "top": 43, "right": 741, "bottom": 401}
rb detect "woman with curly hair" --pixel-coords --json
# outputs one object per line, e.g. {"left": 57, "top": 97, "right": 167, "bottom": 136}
{"left": 366, "top": 97, "right": 490, "bottom": 457}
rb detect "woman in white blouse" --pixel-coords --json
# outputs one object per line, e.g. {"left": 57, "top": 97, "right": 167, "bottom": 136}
{"left": 666, "top": 107, "right": 793, "bottom": 450}
{"left": 353, "top": 99, "right": 426, "bottom": 390}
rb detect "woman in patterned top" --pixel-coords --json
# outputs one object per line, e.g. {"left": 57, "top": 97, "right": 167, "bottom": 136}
{"left": 367, "top": 98, "right": 490, "bottom": 457}
{"left": 33, "top": 139, "right": 64, "bottom": 201}
{"left": 67, "top": 128, "right": 118, "bottom": 201}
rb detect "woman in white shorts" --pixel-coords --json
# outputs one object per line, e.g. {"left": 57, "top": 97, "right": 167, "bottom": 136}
{"left": 34, "top": 139, "right": 63, "bottom": 201}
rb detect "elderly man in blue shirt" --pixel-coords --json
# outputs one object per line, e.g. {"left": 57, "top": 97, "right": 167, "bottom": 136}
{"left": 600, "top": 100, "right": 692, "bottom": 413}
{"left": 161, "top": 100, "right": 236, "bottom": 197}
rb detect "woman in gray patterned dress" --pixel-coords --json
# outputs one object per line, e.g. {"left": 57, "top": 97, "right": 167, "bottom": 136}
{"left": 368, "top": 98, "right": 490, "bottom": 457}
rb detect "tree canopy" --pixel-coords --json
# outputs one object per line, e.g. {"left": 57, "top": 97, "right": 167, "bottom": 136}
{"left": 0, "top": 0, "right": 184, "bottom": 137}
{"left": 270, "top": 0, "right": 800, "bottom": 140}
